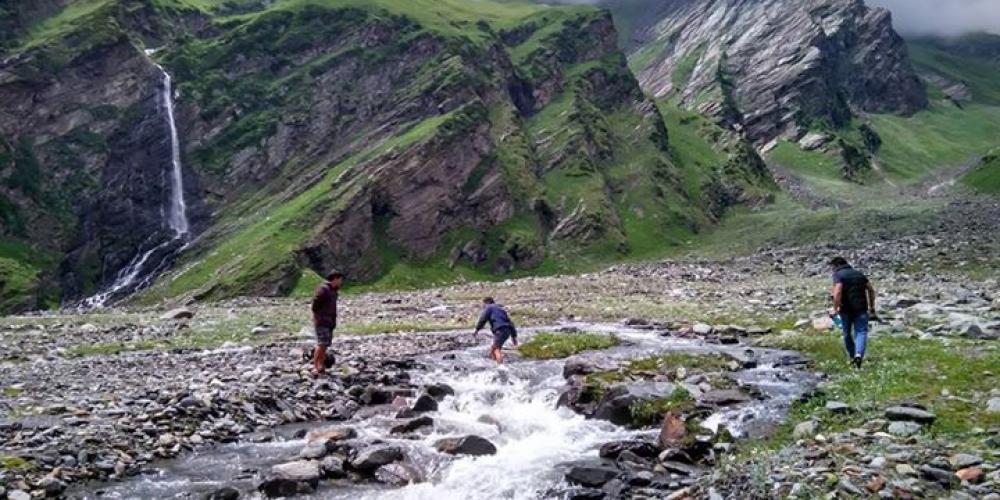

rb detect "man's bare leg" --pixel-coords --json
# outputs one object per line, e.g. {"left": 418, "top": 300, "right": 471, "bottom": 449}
{"left": 491, "top": 346, "right": 504, "bottom": 364}
{"left": 313, "top": 345, "right": 328, "bottom": 374}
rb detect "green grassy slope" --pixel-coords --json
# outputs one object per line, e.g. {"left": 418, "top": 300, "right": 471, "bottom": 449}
{"left": 963, "top": 149, "right": 1000, "bottom": 194}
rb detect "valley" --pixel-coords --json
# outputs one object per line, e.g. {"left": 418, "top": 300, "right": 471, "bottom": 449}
{"left": 0, "top": 0, "right": 998, "bottom": 498}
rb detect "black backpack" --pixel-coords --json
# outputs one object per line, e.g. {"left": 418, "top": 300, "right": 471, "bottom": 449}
{"left": 838, "top": 267, "right": 869, "bottom": 315}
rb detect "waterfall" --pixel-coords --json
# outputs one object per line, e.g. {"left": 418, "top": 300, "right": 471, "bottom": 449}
{"left": 158, "top": 64, "right": 190, "bottom": 236}
{"left": 81, "top": 60, "right": 190, "bottom": 308}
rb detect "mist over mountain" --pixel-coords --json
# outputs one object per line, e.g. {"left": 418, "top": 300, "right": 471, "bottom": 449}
{"left": 869, "top": 0, "right": 1000, "bottom": 36}
{"left": 551, "top": 0, "right": 1000, "bottom": 37}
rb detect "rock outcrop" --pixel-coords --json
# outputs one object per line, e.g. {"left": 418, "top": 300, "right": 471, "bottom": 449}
{"left": 621, "top": 0, "right": 927, "bottom": 144}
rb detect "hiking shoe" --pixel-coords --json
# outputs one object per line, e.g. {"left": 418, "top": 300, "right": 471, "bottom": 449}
{"left": 853, "top": 356, "right": 863, "bottom": 369}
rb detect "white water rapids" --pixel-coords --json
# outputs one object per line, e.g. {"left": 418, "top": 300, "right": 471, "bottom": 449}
{"left": 82, "top": 57, "right": 189, "bottom": 308}
{"left": 76, "top": 325, "right": 817, "bottom": 500}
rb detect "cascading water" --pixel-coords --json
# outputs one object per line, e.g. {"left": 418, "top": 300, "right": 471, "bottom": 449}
{"left": 82, "top": 57, "right": 190, "bottom": 308}
{"left": 76, "top": 325, "right": 819, "bottom": 500}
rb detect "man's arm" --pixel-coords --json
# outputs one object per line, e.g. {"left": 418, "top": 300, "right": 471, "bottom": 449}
{"left": 474, "top": 308, "right": 490, "bottom": 333}
{"left": 832, "top": 283, "right": 843, "bottom": 314}
{"left": 866, "top": 282, "right": 876, "bottom": 312}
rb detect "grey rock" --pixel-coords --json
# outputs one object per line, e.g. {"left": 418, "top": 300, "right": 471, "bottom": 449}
{"left": 205, "top": 487, "right": 240, "bottom": 500}
{"left": 271, "top": 460, "right": 321, "bottom": 482}
{"left": 825, "top": 401, "right": 853, "bottom": 414}
{"left": 887, "top": 421, "right": 922, "bottom": 436}
{"left": 319, "top": 456, "right": 346, "bottom": 479}
{"left": 434, "top": 435, "right": 497, "bottom": 456}
{"left": 699, "top": 389, "right": 750, "bottom": 406}
{"left": 838, "top": 477, "right": 864, "bottom": 495}
{"left": 920, "top": 465, "right": 959, "bottom": 488}
{"left": 566, "top": 466, "right": 619, "bottom": 487}
{"left": 793, "top": 420, "right": 817, "bottom": 438}
{"left": 885, "top": 406, "right": 936, "bottom": 424}
{"left": 350, "top": 446, "right": 404, "bottom": 471}
{"left": 949, "top": 454, "right": 982, "bottom": 470}
{"left": 411, "top": 394, "right": 438, "bottom": 413}
{"left": 7, "top": 491, "right": 30, "bottom": 500}
{"left": 374, "top": 463, "right": 420, "bottom": 486}
{"left": 37, "top": 476, "right": 67, "bottom": 496}
{"left": 160, "top": 308, "right": 194, "bottom": 320}
{"left": 986, "top": 397, "right": 1000, "bottom": 414}
{"left": 391, "top": 416, "right": 434, "bottom": 435}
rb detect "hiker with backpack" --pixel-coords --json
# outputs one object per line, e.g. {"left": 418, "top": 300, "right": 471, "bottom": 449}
{"left": 311, "top": 270, "right": 344, "bottom": 376}
{"left": 829, "top": 257, "right": 876, "bottom": 369}
{"left": 473, "top": 297, "right": 518, "bottom": 364}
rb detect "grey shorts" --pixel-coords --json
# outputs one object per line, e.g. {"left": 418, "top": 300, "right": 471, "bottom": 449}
{"left": 315, "top": 326, "right": 333, "bottom": 347}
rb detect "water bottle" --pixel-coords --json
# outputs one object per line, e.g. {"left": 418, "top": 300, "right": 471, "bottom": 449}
{"left": 831, "top": 314, "right": 844, "bottom": 330}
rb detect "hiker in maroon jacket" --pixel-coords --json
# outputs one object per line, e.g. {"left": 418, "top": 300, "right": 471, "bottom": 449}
{"left": 311, "top": 270, "right": 344, "bottom": 375}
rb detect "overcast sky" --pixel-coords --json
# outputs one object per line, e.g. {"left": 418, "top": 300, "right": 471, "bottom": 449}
{"left": 868, "top": 0, "right": 1000, "bottom": 36}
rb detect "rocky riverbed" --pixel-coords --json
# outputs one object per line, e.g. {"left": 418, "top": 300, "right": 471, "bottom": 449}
{"left": 1, "top": 199, "right": 998, "bottom": 499}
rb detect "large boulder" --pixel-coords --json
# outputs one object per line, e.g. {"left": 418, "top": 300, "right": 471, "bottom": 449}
{"left": 270, "top": 460, "right": 322, "bottom": 482}
{"left": 885, "top": 406, "right": 936, "bottom": 424}
{"left": 598, "top": 440, "right": 659, "bottom": 460}
{"left": 565, "top": 466, "right": 620, "bottom": 488}
{"left": 375, "top": 463, "right": 422, "bottom": 486}
{"left": 391, "top": 416, "right": 434, "bottom": 435}
{"left": 594, "top": 383, "right": 675, "bottom": 426}
{"left": 349, "top": 446, "right": 404, "bottom": 471}
{"left": 160, "top": 307, "right": 194, "bottom": 320}
{"left": 434, "top": 435, "right": 498, "bottom": 456}
{"left": 698, "top": 389, "right": 750, "bottom": 406}
{"left": 658, "top": 412, "right": 687, "bottom": 449}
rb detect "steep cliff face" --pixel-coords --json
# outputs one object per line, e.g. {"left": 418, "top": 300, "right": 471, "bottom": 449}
{"left": 620, "top": 0, "right": 928, "bottom": 144}
{"left": 0, "top": 0, "right": 768, "bottom": 309}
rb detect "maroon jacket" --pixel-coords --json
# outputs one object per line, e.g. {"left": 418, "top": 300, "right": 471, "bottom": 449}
{"left": 311, "top": 283, "right": 338, "bottom": 328}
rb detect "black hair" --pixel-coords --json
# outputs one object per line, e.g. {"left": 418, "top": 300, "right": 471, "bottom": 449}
{"left": 326, "top": 270, "right": 344, "bottom": 280}
{"left": 829, "top": 257, "right": 848, "bottom": 267}
{"left": 482, "top": 296, "right": 495, "bottom": 304}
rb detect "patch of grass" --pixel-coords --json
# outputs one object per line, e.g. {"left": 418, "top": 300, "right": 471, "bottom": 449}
{"left": 671, "top": 44, "right": 705, "bottom": 89}
{"left": 962, "top": 149, "right": 1000, "bottom": 194}
{"left": 627, "top": 352, "right": 732, "bottom": 373}
{"left": 630, "top": 387, "right": 694, "bottom": 427}
{"left": 751, "top": 331, "right": 1000, "bottom": 449}
{"left": 519, "top": 332, "right": 620, "bottom": 359}
{"left": 0, "top": 455, "right": 32, "bottom": 471}
{"left": 339, "top": 320, "right": 463, "bottom": 336}
{"left": 2, "top": 386, "right": 24, "bottom": 397}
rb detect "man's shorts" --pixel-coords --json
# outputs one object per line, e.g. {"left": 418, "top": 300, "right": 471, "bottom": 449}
{"left": 315, "top": 326, "right": 333, "bottom": 347}
{"left": 492, "top": 326, "right": 514, "bottom": 349}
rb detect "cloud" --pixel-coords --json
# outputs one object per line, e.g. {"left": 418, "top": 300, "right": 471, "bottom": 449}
{"left": 869, "top": 0, "right": 1000, "bottom": 36}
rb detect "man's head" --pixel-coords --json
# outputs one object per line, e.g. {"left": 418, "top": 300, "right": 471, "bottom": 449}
{"left": 482, "top": 296, "right": 495, "bottom": 309}
{"left": 829, "top": 257, "right": 849, "bottom": 270}
{"left": 326, "top": 270, "right": 344, "bottom": 289}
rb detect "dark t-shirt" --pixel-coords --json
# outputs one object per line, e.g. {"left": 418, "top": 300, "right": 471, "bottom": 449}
{"left": 476, "top": 304, "right": 515, "bottom": 333}
{"left": 833, "top": 265, "right": 869, "bottom": 316}
{"left": 312, "top": 284, "right": 338, "bottom": 328}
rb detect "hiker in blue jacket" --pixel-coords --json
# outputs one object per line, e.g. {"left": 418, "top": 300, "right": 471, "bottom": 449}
{"left": 474, "top": 297, "right": 518, "bottom": 364}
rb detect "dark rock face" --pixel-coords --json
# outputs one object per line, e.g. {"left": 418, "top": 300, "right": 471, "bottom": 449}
{"left": 628, "top": 0, "right": 927, "bottom": 144}
{"left": 0, "top": 35, "right": 205, "bottom": 304}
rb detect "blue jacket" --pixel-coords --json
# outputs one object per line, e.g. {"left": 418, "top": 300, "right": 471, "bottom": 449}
{"left": 476, "top": 304, "right": 515, "bottom": 333}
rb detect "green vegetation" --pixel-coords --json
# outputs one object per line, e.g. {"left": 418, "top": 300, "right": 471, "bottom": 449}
{"left": 518, "top": 332, "right": 620, "bottom": 359}
{"left": 2, "top": 386, "right": 23, "bottom": 397}
{"left": 0, "top": 240, "right": 61, "bottom": 312}
{"left": 671, "top": 45, "right": 705, "bottom": 89}
{"left": 0, "top": 455, "right": 31, "bottom": 471}
{"left": 630, "top": 387, "right": 694, "bottom": 427}
{"left": 962, "top": 149, "right": 1000, "bottom": 194}
{"left": 747, "top": 331, "right": 1000, "bottom": 452}
{"left": 909, "top": 35, "right": 1000, "bottom": 105}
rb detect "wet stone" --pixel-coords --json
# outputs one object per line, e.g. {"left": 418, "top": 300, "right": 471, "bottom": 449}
{"left": 887, "top": 421, "right": 923, "bottom": 436}
{"left": 434, "top": 435, "right": 497, "bottom": 456}
{"left": 349, "top": 446, "right": 404, "bottom": 471}
{"left": 599, "top": 440, "right": 659, "bottom": 461}
{"left": 205, "top": 486, "right": 240, "bottom": 500}
{"left": 411, "top": 394, "right": 438, "bottom": 413}
{"left": 390, "top": 416, "right": 434, "bottom": 435}
{"left": 566, "top": 465, "right": 620, "bottom": 488}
